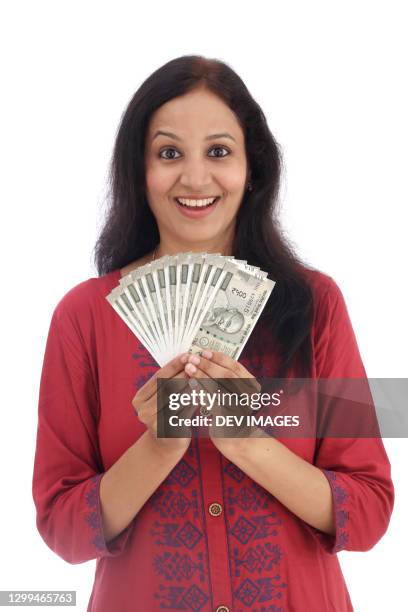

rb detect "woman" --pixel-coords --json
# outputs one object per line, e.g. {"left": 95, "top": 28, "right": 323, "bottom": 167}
{"left": 32, "top": 55, "right": 394, "bottom": 611}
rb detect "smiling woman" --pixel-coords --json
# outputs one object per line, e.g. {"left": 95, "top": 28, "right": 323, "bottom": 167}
{"left": 32, "top": 55, "right": 394, "bottom": 612}
{"left": 94, "top": 55, "right": 314, "bottom": 380}
{"left": 143, "top": 87, "right": 249, "bottom": 242}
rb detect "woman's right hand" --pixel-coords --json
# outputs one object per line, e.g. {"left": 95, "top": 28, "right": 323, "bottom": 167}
{"left": 132, "top": 354, "right": 192, "bottom": 455}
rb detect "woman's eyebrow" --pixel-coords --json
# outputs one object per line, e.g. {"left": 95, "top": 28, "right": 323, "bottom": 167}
{"left": 152, "top": 130, "right": 236, "bottom": 143}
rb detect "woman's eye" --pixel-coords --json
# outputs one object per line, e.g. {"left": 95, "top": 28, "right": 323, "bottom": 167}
{"left": 208, "top": 146, "right": 230, "bottom": 158}
{"left": 159, "top": 148, "right": 181, "bottom": 160}
{"left": 159, "top": 145, "right": 230, "bottom": 160}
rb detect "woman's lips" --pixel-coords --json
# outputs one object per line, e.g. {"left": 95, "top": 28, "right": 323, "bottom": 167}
{"left": 174, "top": 197, "right": 221, "bottom": 219}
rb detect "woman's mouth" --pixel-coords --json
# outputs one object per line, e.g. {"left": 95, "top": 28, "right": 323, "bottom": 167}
{"left": 174, "top": 196, "right": 221, "bottom": 218}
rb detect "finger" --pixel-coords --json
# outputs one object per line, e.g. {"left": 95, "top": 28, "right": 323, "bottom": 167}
{"left": 135, "top": 354, "right": 187, "bottom": 403}
{"left": 199, "top": 350, "right": 249, "bottom": 377}
{"left": 187, "top": 367, "right": 260, "bottom": 407}
{"left": 186, "top": 367, "right": 238, "bottom": 400}
{"left": 134, "top": 368, "right": 188, "bottom": 422}
{"left": 188, "top": 373, "right": 220, "bottom": 401}
{"left": 138, "top": 370, "right": 189, "bottom": 426}
{"left": 189, "top": 353, "right": 261, "bottom": 394}
{"left": 184, "top": 356, "right": 234, "bottom": 380}
{"left": 156, "top": 371, "right": 190, "bottom": 415}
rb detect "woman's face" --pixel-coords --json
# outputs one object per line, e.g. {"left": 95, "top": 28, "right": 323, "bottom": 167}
{"left": 144, "top": 86, "right": 249, "bottom": 253}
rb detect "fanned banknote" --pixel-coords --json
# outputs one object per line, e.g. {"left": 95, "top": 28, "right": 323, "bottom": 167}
{"left": 105, "top": 253, "right": 276, "bottom": 366}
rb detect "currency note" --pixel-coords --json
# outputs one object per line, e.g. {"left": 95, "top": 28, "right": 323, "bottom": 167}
{"left": 189, "top": 266, "right": 275, "bottom": 359}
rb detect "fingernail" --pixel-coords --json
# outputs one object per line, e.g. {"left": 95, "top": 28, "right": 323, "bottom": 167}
{"left": 202, "top": 350, "right": 213, "bottom": 359}
{"left": 188, "top": 355, "right": 200, "bottom": 365}
{"left": 185, "top": 363, "right": 197, "bottom": 375}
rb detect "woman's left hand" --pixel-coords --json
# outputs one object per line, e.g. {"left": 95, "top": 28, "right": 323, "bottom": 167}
{"left": 179, "top": 350, "right": 261, "bottom": 456}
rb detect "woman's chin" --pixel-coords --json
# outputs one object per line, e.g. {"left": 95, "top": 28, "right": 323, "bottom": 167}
{"left": 173, "top": 231, "right": 226, "bottom": 248}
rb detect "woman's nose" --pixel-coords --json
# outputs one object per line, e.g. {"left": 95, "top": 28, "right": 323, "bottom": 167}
{"left": 178, "top": 160, "right": 213, "bottom": 189}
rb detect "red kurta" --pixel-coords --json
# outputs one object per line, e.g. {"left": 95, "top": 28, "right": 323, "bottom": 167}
{"left": 32, "top": 267, "right": 394, "bottom": 611}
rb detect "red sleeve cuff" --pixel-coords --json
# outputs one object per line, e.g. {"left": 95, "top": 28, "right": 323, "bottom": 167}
{"left": 86, "top": 473, "right": 134, "bottom": 557}
{"left": 320, "top": 469, "right": 350, "bottom": 554}
{"left": 302, "top": 468, "right": 350, "bottom": 555}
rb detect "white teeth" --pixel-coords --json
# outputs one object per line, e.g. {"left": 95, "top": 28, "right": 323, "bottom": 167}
{"left": 176, "top": 197, "right": 218, "bottom": 208}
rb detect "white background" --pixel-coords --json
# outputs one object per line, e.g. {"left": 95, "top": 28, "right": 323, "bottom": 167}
{"left": 1, "top": 1, "right": 406, "bottom": 610}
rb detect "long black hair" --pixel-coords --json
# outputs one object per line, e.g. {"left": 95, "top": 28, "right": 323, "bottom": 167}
{"left": 93, "top": 55, "right": 315, "bottom": 378}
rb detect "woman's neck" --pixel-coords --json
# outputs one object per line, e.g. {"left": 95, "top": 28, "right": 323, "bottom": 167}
{"left": 155, "top": 237, "right": 234, "bottom": 259}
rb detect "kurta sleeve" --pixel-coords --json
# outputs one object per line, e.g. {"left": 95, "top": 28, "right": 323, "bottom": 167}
{"left": 32, "top": 292, "right": 133, "bottom": 564}
{"left": 306, "top": 276, "right": 394, "bottom": 554}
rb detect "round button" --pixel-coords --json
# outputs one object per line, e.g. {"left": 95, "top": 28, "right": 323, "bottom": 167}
{"left": 199, "top": 405, "right": 208, "bottom": 416}
{"left": 215, "top": 606, "right": 229, "bottom": 612}
{"left": 208, "top": 502, "right": 223, "bottom": 517}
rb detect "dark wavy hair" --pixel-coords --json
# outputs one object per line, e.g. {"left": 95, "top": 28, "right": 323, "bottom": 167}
{"left": 93, "top": 54, "right": 315, "bottom": 378}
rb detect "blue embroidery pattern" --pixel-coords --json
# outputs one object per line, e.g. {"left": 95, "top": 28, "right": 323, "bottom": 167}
{"left": 235, "top": 576, "right": 287, "bottom": 608}
{"left": 230, "top": 514, "right": 283, "bottom": 545}
{"left": 224, "top": 462, "right": 246, "bottom": 483}
{"left": 226, "top": 482, "right": 272, "bottom": 516}
{"left": 132, "top": 348, "right": 159, "bottom": 369}
{"left": 154, "top": 550, "right": 207, "bottom": 582}
{"left": 166, "top": 459, "right": 197, "bottom": 488}
{"left": 132, "top": 338, "right": 287, "bottom": 610}
{"left": 220, "top": 350, "right": 287, "bottom": 608}
{"left": 322, "top": 469, "right": 350, "bottom": 553}
{"left": 154, "top": 583, "right": 209, "bottom": 611}
{"left": 132, "top": 341, "right": 209, "bottom": 608}
{"left": 151, "top": 520, "right": 203, "bottom": 550}
{"left": 148, "top": 437, "right": 211, "bottom": 609}
{"left": 223, "top": 456, "right": 286, "bottom": 608}
{"left": 132, "top": 346, "right": 159, "bottom": 390}
{"left": 233, "top": 543, "right": 283, "bottom": 575}
{"left": 85, "top": 474, "right": 105, "bottom": 552}
{"left": 150, "top": 489, "right": 198, "bottom": 519}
